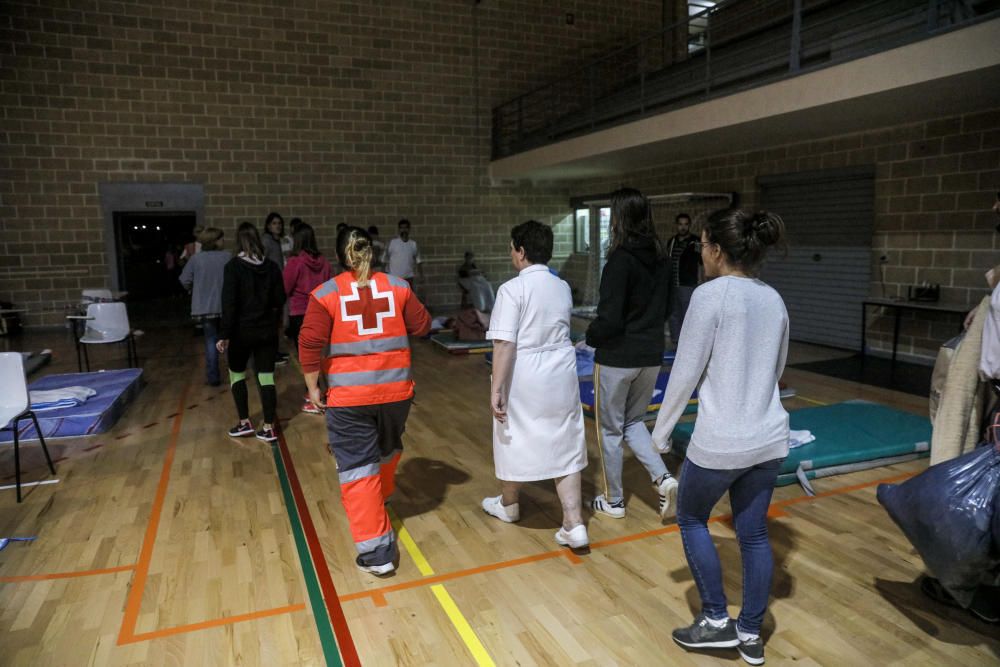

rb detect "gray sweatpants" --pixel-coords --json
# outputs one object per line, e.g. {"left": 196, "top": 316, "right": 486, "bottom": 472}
{"left": 594, "top": 364, "right": 668, "bottom": 503}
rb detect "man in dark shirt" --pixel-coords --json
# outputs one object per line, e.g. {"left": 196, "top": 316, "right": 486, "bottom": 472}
{"left": 665, "top": 213, "right": 700, "bottom": 346}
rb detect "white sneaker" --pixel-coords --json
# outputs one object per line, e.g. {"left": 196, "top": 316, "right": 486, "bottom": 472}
{"left": 657, "top": 474, "right": 679, "bottom": 519}
{"left": 481, "top": 495, "right": 520, "bottom": 523}
{"left": 554, "top": 524, "right": 589, "bottom": 549}
{"left": 590, "top": 494, "right": 626, "bottom": 519}
{"left": 355, "top": 557, "right": 395, "bottom": 576}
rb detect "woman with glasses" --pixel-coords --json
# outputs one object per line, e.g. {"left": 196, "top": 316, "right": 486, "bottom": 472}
{"left": 585, "top": 187, "right": 676, "bottom": 521}
{"left": 652, "top": 208, "right": 789, "bottom": 666}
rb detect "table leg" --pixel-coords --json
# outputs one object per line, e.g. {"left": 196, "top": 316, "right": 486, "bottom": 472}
{"left": 891, "top": 306, "right": 901, "bottom": 379}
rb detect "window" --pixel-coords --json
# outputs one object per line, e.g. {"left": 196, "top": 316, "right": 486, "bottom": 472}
{"left": 574, "top": 208, "right": 590, "bottom": 253}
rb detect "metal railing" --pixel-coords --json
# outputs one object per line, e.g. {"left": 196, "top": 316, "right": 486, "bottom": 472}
{"left": 491, "top": 0, "right": 998, "bottom": 160}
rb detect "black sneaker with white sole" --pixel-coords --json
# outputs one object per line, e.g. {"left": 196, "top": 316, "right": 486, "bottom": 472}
{"left": 738, "top": 635, "right": 765, "bottom": 665}
{"left": 672, "top": 613, "right": 739, "bottom": 649}
{"left": 255, "top": 426, "right": 277, "bottom": 442}
{"left": 228, "top": 420, "right": 255, "bottom": 438}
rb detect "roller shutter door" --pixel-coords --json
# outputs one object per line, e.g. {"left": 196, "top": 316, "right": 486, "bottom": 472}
{"left": 759, "top": 167, "right": 874, "bottom": 350}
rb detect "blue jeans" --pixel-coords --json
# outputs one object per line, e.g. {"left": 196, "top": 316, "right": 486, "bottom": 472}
{"left": 676, "top": 457, "right": 781, "bottom": 635}
{"left": 202, "top": 317, "right": 221, "bottom": 384}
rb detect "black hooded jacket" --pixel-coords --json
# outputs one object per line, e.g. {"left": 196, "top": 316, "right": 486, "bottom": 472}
{"left": 585, "top": 236, "right": 671, "bottom": 368}
{"left": 219, "top": 255, "right": 286, "bottom": 341}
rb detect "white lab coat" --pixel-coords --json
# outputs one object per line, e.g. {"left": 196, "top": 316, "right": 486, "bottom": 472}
{"left": 487, "top": 264, "right": 587, "bottom": 481}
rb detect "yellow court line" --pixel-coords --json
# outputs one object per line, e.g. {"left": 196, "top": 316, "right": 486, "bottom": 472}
{"left": 388, "top": 507, "right": 496, "bottom": 667}
{"left": 796, "top": 395, "right": 830, "bottom": 406}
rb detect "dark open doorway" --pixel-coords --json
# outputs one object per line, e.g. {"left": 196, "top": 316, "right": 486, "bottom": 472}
{"left": 113, "top": 211, "right": 197, "bottom": 300}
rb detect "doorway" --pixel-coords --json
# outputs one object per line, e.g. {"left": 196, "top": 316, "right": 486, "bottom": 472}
{"left": 113, "top": 212, "right": 197, "bottom": 300}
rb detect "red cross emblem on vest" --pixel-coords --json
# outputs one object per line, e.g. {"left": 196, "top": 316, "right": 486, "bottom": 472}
{"left": 340, "top": 279, "right": 396, "bottom": 335}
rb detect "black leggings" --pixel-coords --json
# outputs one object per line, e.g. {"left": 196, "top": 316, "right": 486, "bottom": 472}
{"left": 227, "top": 335, "right": 278, "bottom": 424}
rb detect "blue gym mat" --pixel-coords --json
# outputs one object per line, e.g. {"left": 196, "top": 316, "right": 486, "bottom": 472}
{"left": 669, "top": 400, "right": 932, "bottom": 489}
{"left": 1, "top": 369, "right": 144, "bottom": 442}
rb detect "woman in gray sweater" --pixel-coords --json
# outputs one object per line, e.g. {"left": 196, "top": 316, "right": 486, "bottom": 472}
{"left": 651, "top": 208, "right": 788, "bottom": 666}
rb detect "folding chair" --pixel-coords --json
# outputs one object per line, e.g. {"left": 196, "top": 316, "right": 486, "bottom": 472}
{"left": 73, "top": 303, "right": 140, "bottom": 372}
{"left": 0, "top": 353, "right": 57, "bottom": 502}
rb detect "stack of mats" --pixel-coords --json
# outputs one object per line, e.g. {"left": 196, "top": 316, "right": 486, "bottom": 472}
{"left": 430, "top": 331, "right": 492, "bottom": 355}
{"left": 0, "top": 369, "right": 144, "bottom": 443}
{"left": 668, "top": 400, "right": 931, "bottom": 493}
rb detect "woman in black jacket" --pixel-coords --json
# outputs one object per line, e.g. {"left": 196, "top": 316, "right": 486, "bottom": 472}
{"left": 586, "top": 187, "right": 677, "bottom": 520}
{"left": 217, "top": 222, "right": 286, "bottom": 442}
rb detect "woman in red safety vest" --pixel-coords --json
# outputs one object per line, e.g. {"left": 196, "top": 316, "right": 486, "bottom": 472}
{"left": 298, "top": 225, "right": 431, "bottom": 576}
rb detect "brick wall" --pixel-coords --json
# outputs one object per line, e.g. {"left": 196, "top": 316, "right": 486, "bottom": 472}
{"left": 567, "top": 107, "right": 1000, "bottom": 360}
{"left": 0, "top": 0, "right": 661, "bottom": 325}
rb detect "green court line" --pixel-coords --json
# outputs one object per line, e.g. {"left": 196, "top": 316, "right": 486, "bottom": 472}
{"left": 271, "top": 442, "right": 343, "bottom": 667}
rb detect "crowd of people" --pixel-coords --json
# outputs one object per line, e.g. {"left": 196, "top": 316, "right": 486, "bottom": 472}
{"left": 178, "top": 194, "right": 793, "bottom": 664}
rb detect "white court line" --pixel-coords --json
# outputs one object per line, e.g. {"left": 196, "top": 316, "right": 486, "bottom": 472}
{"left": 0, "top": 479, "right": 60, "bottom": 491}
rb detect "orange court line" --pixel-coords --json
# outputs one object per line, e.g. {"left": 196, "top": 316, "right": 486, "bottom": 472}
{"left": 340, "top": 469, "right": 919, "bottom": 605}
{"left": 122, "top": 604, "right": 307, "bottom": 644}
{"left": 0, "top": 564, "right": 135, "bottom": 583}
{"left": 117, "top": 382, "right": 190, "bottom": 645}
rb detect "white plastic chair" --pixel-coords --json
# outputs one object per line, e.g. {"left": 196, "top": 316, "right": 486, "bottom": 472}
{"left": 0, "top": 353, "right": 57, "bottom": 502}
{"left": 81, "top": 288, "right": 113, "bottom": 305}
{"left": 76, "top": 302, "right": 140, "bottom": 371}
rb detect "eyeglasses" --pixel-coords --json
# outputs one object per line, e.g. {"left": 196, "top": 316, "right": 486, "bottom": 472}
{"left": 692, "top": 241, "right": 713, "bottom": 253}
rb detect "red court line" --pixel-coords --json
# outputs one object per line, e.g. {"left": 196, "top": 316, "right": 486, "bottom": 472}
{"left": 340, "top": 469, "right": 918, "bottom": 605}
{"left": 276, "top": 425, "right": 362, "bottom": 667}
{"left": 117, "top": 382, "right": 190, "bottom": 645}
{"left": 0, "top": 564, "right": 134, "bottom": 583}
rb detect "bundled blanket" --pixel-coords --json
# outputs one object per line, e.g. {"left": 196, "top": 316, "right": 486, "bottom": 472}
{"left": 29, "top": 386, "right": 97, "bottom": 411}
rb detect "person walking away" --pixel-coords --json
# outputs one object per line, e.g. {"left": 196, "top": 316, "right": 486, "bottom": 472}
{"left": 179, "top": 227, "right": 231, "bottom": 386}
{"left": 586, "top": 187, "right": 676, "bottom": 521}
{"left": 481, "top": 221, "right": 589, "bottom": 550}
{"left": 217, "top": 222, "right": 286, "bottom": 442}
{"left": 652, "top": 209, "right": 789, "bottom": 666}
{"left": 298, "top": 226, "right": 431, "bottom": 576}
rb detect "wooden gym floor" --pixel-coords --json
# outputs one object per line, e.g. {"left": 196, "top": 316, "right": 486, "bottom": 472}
{"left": 1, "top": 325, "right": 998, "bottom": 666}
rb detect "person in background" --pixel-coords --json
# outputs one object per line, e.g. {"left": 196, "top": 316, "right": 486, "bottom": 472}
{"left": 283, "top": 222, "right": 332, "bottom": 414}
{"left": 586, "top": 187, "right": 676, "bottom": 521}
{"left": 217, "top": 222, "right": 286, "bottom": 442}
{"left": 652, "top": 208, "right": 789, "bottom": 666}
{"left": 262, "top": 211, "right": 290, "bottom": 364}
{"left": 179, "top": 227, "right": 230, "bottom": 386}
{"left": 666, "top": 213, "right": 700, "bottom": 346}
{"left": 298, "top": 226, "right": 431, "bottom": 576}
{"left": 384, "top": 218, "right": 423, "bottom": 289}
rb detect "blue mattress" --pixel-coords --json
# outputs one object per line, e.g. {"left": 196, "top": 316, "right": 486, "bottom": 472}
{"left": 1, "top": 369, "right": 144, "bottom": 442}
{"left": 669, "top": 401, "right": 931, "bottom": 486}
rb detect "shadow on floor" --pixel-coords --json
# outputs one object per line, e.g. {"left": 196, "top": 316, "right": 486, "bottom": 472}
{"left": 789, "top": 354, "right": 932, "bottom": 397}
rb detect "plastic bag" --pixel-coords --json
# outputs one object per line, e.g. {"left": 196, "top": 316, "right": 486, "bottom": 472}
{"left": 877, "top": 444, "right": 1000, "bottom": 607}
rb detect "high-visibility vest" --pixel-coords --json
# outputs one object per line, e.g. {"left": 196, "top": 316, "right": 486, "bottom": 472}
{"left": 312, "top": 271, "right": 415, "bottom": 408}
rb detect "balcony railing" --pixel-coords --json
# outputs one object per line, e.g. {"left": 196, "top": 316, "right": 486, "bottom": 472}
{"left": 491, "top": 0, "right": 999, "bottom": 160}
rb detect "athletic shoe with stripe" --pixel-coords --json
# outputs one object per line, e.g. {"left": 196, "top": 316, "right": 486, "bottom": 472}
{"left": 228, "top": 420, "right": 254, "bottom": 438}
{"left": 255, "top": 426, "right": 277, "bottom": 442}
{"left": 301, "top": 398, "right": 323, "bottom": 414}
{"left": 738, "top": 635, "right": 765, "bottom": 665}
{"left": 590, "top": 494, "right": 626, "bottom": 519}
{"left": 657, "top": 473, "right": 679, "bottom": 519}
{"left": 672, "top": 613, "right": 739, "bottom": 649}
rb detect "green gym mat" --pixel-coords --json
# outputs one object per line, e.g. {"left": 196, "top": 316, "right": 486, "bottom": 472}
{"left": 430, "top": 331, "right": 493, "bottom": 355}
{"left": 669, "top": 400, "right": 931, "bottom": 494}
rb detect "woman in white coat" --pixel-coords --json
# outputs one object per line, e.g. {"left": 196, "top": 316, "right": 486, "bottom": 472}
{"left": 481, "top": 220, "right": 589, "bottom": 549}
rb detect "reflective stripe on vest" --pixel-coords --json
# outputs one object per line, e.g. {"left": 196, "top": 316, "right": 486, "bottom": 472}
{"left": 325, "top": 335, "right": 410, "bottom": 358}
{"left": 327, "top": 367, "right": 411, "bottom": 388}
{"left": 312, "top": 278, "right": 339, "bottom": 299}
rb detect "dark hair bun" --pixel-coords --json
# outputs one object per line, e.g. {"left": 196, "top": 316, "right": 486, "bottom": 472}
{"left": 751, "top": 211, "right": 783, "bottom": 247}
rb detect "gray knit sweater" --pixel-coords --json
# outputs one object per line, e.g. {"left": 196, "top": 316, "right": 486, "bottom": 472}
{"left": 652, "top": 275, "right": 790, "bottom": 469}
